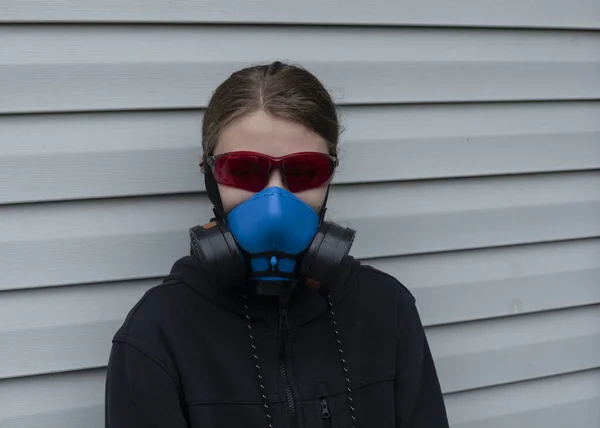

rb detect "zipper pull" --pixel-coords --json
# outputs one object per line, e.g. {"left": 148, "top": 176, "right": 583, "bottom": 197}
{"left": 320, "top": 398, "right": 331, "bottom": 419}
{"left": 279, "top": 308, "right": 289, "bottom": 331}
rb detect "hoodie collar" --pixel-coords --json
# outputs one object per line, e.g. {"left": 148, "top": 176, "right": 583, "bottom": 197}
{"left": 162, "top": 254, "right": 360, "bottom": 333}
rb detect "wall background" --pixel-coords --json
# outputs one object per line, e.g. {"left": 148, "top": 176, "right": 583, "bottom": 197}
{"left": 1, "top": 1, "right": 599, "bottom": 426}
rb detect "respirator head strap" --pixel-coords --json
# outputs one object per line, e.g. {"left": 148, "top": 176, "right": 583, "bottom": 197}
{"left": 201, "top": 159, "right": 226, "bottom": 221}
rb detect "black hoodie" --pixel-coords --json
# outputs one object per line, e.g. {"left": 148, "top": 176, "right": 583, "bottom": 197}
{"left": 105, "top": 254, "right": 449, "bottom": 428}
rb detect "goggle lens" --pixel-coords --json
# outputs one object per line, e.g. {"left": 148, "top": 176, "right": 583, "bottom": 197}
{"left": 209, "top": 151, "right": 337, "bottom": 193}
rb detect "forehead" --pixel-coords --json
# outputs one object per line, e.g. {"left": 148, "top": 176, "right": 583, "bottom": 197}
{"left": 215, "top": 110, "right": 328, "bottom": 157}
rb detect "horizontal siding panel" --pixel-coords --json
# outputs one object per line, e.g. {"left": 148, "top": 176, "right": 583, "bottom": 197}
{"left": 0, "top": 0, "right": 599, "bottom": 29}
{"left": 0, "top": 281, "right": 153, "bottom": 379}
{"left": 0, "top": 369, "right": 105, "bottom": 428}
{"left": 351, "top": 199, "right": 599, "bottom": 258}
{"left": 1, "top": 171, "right": 599, "bottom": 290}
{"left": 430, "top": 305, "right": 600, "bottom": 393}
{"left": 446, "top": 369, "right": 600, "bottom": 428}
{"left": 2, "top": 102, "right": 599, "bottom": 204}
{"left": 1, "top": 241, "right": 599, "bottom": 378}
{"left": 1, "top": 26, "right": 599, "bottom": 114}
{"left": 371, "top": 238, "right": 600, "bottom": 325}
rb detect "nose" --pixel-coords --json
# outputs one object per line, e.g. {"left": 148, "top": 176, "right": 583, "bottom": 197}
{"left": 266, "top": 168, "right": 286, "bottom": 190}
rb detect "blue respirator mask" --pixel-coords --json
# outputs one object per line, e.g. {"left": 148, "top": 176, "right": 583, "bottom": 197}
{"left": 189, "top": 186, "right": 356, "bottom": 296}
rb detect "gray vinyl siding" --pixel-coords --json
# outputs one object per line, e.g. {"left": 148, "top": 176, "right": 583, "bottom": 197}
{"left": 1, "top": 0, "right": 599, "bottom": 29}
{"left": 1, "top": 2, "right": 599, "bottom": 427}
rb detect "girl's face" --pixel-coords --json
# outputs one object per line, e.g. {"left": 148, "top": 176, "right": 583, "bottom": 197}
{"left": 214, "top": 110, "right": 331, "bottom": 214}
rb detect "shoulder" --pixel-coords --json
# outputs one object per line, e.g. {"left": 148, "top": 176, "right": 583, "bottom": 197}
{"left": 354, "top": 263, "right": 416, "bottom": 307}
{"left": 112, "top": 279, "right": 200, "bottom": 366}
{"left": 107, "top": 280, "right": 195, "bottom": 384}
{"left": 350, "top": 263, "right": 419, "bottom": 334}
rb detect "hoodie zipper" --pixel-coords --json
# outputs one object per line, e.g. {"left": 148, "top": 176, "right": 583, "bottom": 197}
{"left": 279, "top": 308, "right": 298, "bottom": 428}
{"left": 320, "top": 398, "right": 332, "bottom": 427}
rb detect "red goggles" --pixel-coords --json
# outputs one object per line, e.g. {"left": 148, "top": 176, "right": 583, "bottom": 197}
{"left": 202, "top": 151, "right": 338, "bottom": 193}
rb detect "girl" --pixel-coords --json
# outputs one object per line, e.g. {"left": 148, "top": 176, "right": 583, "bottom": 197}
{"left": 105, "top": 61, "right": 449, "bottom": 428}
